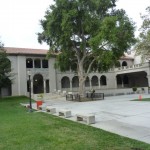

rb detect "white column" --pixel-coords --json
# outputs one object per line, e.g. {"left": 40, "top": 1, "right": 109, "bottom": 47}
{"left": 89, "top": 78, "right": 92, "bottom": 90}
{"left": 98, "top": 78, "right": 101, "bottom": 89}
{"left": 114, "top": 78, "right": 117, "bottom": 89}
{"left": 43, "top": 80, "right": 46, "bottom": 93}
{"left": 70, "top": 79, "right": 72, "bottom": 92}
{"left": 40, "top": 59, "right": 42, "bottom": 68}
{"left": 147, "top": 75, "right": 150, "bottom": 87}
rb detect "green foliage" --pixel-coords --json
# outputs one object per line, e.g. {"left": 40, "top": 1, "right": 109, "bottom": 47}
{"left": 0, "top": 42, "right": 11, "bottom": 91}
{"left": 132, "top": 87, "right": 137, "bottom": 92}
{"left": 136, "top": 6, "right": 150, "bottom": 60}
{"left": 38, "top": 0, "right": 135, "bottom": 73}
{"left": 38, "top": 0, "right": 136, "bottom": 95}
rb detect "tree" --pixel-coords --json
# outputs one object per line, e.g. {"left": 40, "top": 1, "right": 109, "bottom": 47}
{"left": 38, "top": 0, "right": 136, "bottom": 96}
{"left": 0, "top": 41, "right": 11, "bottom": 97}
{"left": 136, "top": 6, "right": 150, "bottom": 60}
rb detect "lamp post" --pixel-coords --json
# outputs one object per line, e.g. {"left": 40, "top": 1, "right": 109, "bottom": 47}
{"left": 27, "top": 70, "right": 32, "bottom": 111}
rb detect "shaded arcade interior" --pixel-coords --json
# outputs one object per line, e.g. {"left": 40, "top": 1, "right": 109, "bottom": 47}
{"left": 116, "top": 71, "right": 148, "bottom": 88}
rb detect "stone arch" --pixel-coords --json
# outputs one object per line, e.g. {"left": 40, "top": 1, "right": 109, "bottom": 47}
{"left": 72, "top": 76, "right": 79, "bottom": 88}
{"left": 61, "top": 76, "right": 70, "bottom": 88}
{"left": 91, "top": 75, "right": 98, "bottom": 86}
{"left": 33, "top": 74, "right": 44, "bottom": 94}
{"left": 26, "top": 58, "right": 33, "bottom": 68}
{"left": 100, "top": 75, "right": 107, "bottom": 86}
{"left": 122, "top": 61, "right": 127, "bottom": 67}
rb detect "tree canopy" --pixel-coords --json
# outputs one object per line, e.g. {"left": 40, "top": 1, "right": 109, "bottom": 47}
{"left": 136, "top": 6, "right": 150, "bottom": 60}
{"left": 38, "top": 0, "right": 136, "bottom": 96}
{"left": 0, "top": 41, "right": 11, "bottom": 96}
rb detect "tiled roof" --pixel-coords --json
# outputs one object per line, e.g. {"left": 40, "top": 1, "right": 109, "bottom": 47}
{"left": 4, "top": 47, "right": 48, "bottom": 55}
{"left": 120, "top": 55, "right": 134, "bottom": 60}
{"left": 4, "top": 47, "right": 134, "bottom": 60}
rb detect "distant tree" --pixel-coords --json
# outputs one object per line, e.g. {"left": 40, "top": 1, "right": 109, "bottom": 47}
{"left": 38, "top": 0, "right": 136, "bottom": 96}
{"left": 136, "top": 6, "right": 150, "bottom": 60}
{"left": 0, "top": 41, "right": 11, "bottom": 97}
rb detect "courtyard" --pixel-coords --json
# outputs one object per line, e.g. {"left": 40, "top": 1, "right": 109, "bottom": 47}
{"left": 1, "top": 96, "right": 150, "bottom": 149}
{"left": 38, "top": 94, "right": 150, "bottom": 144}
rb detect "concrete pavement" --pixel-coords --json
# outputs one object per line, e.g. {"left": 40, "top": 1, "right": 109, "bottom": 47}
{"left": 35, "top": 94, "right": 150, "bottom": 144}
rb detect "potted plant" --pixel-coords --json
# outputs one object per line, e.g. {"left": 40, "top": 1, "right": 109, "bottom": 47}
{"left": 37, "top": 93, "right": 44, "bottom": 101}
{"left": 141, "top": 87, "right": 145, "bottom": 93}
{"left": 132, "top": 87, "right": 137, "bottom": 93}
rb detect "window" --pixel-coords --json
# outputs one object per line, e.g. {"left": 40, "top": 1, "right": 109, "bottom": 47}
{"left": 26, "top": 58, "right": 33, "bottom": 68}
{"left": 34, "top": 59, "right": 41, "bottom": 68}
{"left": 42, "top": 59, "right": 48, "bottom": 68}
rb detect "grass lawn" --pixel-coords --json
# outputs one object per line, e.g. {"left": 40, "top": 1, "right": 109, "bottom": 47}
{"left": 0, "top": 96, "right": 150, "bottom": 150}
{"left": 132, "top": 98, "right": 150, "bottom": 101}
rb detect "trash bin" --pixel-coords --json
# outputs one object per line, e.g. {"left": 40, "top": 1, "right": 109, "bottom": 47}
{"left": 36, "top": 101, "right": 43, "bottom": 109}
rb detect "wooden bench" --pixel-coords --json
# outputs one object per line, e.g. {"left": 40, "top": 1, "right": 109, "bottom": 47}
{"left": 58, "top": 109, "right": 71, "bottom": 118}
{"left": 76, "top": 114, "right": 95, "bottom": 125}
{"left": 46, "top": 106, "right": 56, "bottom": 114}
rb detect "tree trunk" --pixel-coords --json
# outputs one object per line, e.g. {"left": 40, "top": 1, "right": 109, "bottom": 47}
{"left": 78, "top": 62, "right": 86, "bottom": 97}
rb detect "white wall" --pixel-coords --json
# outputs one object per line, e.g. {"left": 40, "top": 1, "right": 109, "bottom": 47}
{"left": 8, "top": 55, "right": 27, "bottom": 96}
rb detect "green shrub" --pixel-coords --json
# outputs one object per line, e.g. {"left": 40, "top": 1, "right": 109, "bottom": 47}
{"left": 132, "top": 87, "right": 137, "bottom": 92}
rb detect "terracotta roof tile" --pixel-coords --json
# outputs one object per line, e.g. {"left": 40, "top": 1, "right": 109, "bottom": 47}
{"left": 4, "top": 47, "right": 48, "bottom": 55}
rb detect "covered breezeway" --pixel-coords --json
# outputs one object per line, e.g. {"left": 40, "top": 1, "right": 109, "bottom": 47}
{"left": 116, "top": 71, "right": 148, "bottom": 88}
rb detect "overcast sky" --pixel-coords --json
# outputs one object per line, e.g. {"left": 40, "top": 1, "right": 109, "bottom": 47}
{"left": 0, "top": 0, "right": 149, "bottom": 49}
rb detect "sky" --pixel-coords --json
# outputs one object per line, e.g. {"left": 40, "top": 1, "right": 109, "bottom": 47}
{"left": 0, "top": 0, "right": 149, "bottom": 49}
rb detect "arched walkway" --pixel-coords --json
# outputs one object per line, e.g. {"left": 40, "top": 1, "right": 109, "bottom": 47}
{"left": 123, "top": 75, "right": 129, "bottom": 87}
{"left": 33, "top": 74, "right": 44, "bottom": 94}
{"left": 72, "top": 76, "right": 79, "bottom": 88}
{"left": 61, "top": 76, "right": 70, "bottom": 88}
{"left": 100, "top": 75, "right": 107, "bottom": 86}
{"left": 91, "top": 76, "right": 98, "bottom": 86}
{"left": 122, "top": 61, "right": 127, "bottom": 67}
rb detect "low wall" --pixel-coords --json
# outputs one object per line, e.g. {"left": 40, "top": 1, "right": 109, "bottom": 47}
{"left": 94, "top": 87, "right": 148, "bottom": 97}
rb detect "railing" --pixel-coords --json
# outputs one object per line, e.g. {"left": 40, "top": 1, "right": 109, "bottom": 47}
{"left": 86, "top": 93, "right": 104, "bottom": 100}
{"left": 66, "top": 93, "right": 104, "bottom": 101}
{"left": 115, "top": 63, "right": 143, "bottom": 71}
{"left": 66, "top": 94, "right": 80, "bottom": 101}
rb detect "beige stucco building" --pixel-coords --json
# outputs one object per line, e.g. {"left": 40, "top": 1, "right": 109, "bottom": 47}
{"left": 1, "top": 47, "right": 150, "bottom": 97}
